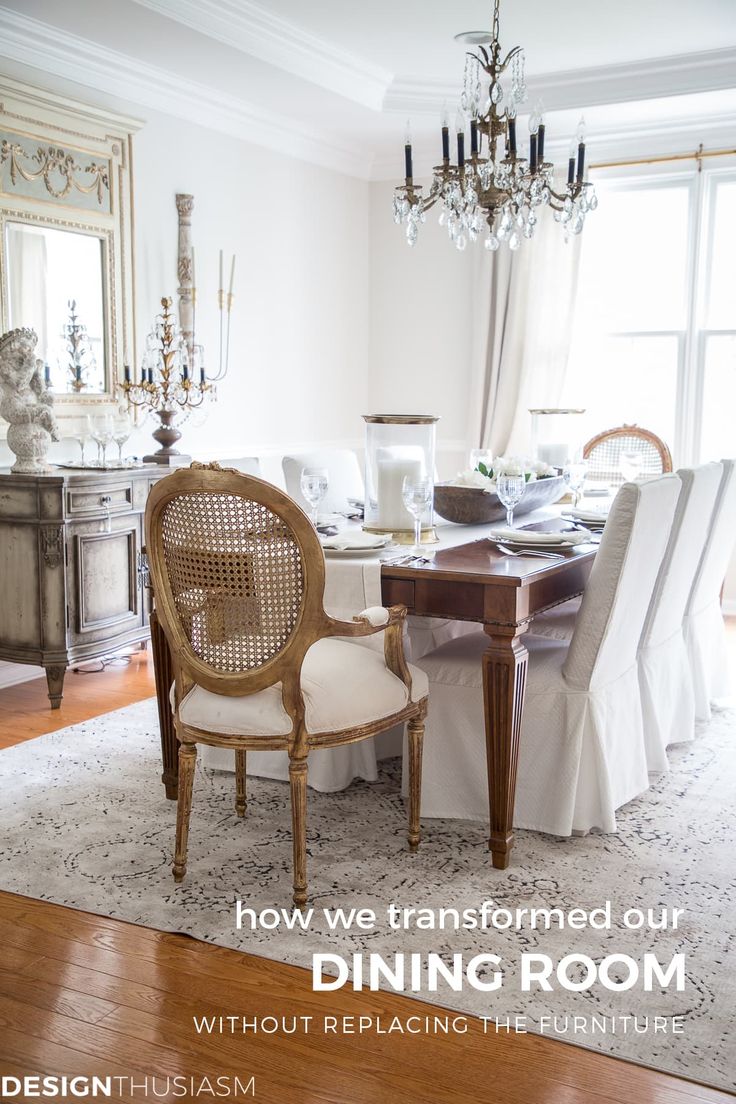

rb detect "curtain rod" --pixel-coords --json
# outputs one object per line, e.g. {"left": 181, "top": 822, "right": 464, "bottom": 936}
{"left": 591, "top": 143, "right": 736, "bottom": 172}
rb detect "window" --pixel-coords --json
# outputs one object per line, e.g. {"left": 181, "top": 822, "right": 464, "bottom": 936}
{"left": 563, "top": 161, "right": 736, "bottom": 465}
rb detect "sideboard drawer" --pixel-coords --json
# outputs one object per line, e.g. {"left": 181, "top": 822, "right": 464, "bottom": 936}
{"left": 66, "top": 482, "right": 134, "bottom": 517}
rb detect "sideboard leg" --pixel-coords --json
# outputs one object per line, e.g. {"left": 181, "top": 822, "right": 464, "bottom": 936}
{"left": 45, "top": 665, "right": 67, "bottom": 710}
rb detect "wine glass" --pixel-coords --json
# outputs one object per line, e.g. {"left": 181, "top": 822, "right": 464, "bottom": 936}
{"left": 71, "top": 417, "right": 90, "bottom": 466}
{"left": 402, "top": 475, "right": 433, "bottom": 554}
{"left": 469, "top": 448, "right": 494, "bottom": 475}
{"left": 112, "top": 413, "right": 132, "bottom": 465}
{"left": 300, "top": 466, "right": 328, "bottom": 527}
{"left": 496, "top": 474, "right": 525, "bottom": 528}
{"left": 563, "top": 459, "right": 588, "bottom": 508}
{"left": 620, "top": 450, "right": 643, "bottom": 483}
{"left": 90, "top": 414, "right": 114, "bottom": 468}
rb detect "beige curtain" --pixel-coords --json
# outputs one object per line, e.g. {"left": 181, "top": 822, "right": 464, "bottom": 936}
{"left": 468, "top": 202, "right": 582, "bottom": 457}
{"left": 7, "top": 224, "right": 48, "bottom": 356}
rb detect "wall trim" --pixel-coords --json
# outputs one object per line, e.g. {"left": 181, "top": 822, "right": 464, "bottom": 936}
{"left": 132, "top": 0, "right": 391, "bottom": 111}
{"left": 0, "top": 6, "right": 371, "bottom": 179}
{"left": 385, "top": 47, "right": 736, "bottom": 115}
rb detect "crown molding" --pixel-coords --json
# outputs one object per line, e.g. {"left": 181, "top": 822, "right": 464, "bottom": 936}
{"left": 131, "top": 0, "right": 392, "bottom": 111}
{"left": 385, "top": 47, "right": 736, "bottom": 115}
{"left": 0, "top": 6, "right": 372, "bottom": 179}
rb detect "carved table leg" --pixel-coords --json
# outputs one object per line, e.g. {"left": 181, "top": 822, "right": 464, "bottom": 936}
{"left": 45, "top": 665, "right": 67, "bottom": 710}
{"left": 482, "top": 625, "right": 529, "bottom": 870}
{"left": 150, "top": 609, "right": 178, "bottom": 800}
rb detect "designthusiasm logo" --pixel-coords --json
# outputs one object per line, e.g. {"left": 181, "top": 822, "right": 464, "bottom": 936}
{"left": 0, "top": 1075, "right": 256, "bottom": 1098}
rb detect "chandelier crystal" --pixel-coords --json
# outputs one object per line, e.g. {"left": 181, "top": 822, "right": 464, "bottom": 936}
{"left": 392, "top": 0, "right": 598, "bottom": 250}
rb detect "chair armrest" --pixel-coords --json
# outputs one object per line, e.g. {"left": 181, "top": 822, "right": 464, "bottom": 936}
{"left": 326, "top": 604, "right": 407, "bottom": 638}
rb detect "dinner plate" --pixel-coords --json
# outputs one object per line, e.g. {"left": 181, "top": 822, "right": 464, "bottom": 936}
{"left": 491, "top": 535, "right": 578, "bottom": 550}
{"left": 323, "top": 545, "right": 388, "bottom": 558}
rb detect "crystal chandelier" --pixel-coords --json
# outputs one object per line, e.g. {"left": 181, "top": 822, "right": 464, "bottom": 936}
{"left": 392, "top": 0, "right": 598, "bottom": 251}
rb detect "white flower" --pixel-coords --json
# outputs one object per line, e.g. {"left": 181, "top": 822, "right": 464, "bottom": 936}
{"left": 452, "top": 469, "right": 495, "bottom": 492}
{"left": 499, "top": 456, "right": 525, "bottom": 477}
{"left": 530, "top": 459, "right": 556, "bottom": 478}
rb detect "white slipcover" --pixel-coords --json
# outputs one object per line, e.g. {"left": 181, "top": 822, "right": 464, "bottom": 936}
{"left": 684, "top": 458, "right": 736, "bottom": 720}
{"left": 282, "top": 449, "right": 364, "bottom": 515}
{"left": 412, "top": 476, "right": 681, "bottom": 835}
{"left": 638, "top": 463, "right": 723, "bottom": 769}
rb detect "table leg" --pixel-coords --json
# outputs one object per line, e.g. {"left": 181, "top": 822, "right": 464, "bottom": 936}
{"left": 482, "top": 625, "right": 528, "bottom": 870}
{"left": 150, "top": 608, "right": 178, "bottom": 800}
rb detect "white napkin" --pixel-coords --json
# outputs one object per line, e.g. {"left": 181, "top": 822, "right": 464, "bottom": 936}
{"left": 490, "top": 527, "right": 591, "bottom": 546}
{"left": 321, "top": 532, "right": 390, "bottom": 551}
{"left": 570, "top": 507, "right": 609, "bottom": 523}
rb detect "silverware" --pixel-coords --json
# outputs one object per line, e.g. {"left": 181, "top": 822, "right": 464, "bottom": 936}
{"left": 496, "top": 542, "right": 564, "bottom": 560}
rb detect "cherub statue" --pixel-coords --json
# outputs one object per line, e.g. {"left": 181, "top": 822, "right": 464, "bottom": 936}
{"left": 0, "top": 327, "right": 59, "bottom": 473}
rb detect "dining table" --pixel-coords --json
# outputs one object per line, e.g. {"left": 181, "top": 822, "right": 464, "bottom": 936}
{"left": 148, "top": 511, "right": 598, "bottom": 871}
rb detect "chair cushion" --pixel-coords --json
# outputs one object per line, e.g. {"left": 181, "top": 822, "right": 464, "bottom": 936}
{"left": 178, "top": 637, "right": 428, "bottom": 738}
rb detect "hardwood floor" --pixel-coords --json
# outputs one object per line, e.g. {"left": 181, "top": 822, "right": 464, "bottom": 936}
{"left": 0, "top": 635, "right": 733, "bottom": 1104}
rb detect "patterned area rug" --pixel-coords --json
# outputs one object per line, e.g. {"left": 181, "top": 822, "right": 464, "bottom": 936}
{"left": 0, "top": 698, "right": 734, "bottom": 1092}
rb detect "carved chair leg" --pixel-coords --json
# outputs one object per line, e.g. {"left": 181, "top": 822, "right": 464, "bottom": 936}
{"left": 235, "top": 749, "right": 247, "bottom": 817}
{"left": 407, "top": 715, "right": 424, "bottom": 852}
{"left": 289, "top": 758, "right": 308, "bottom": 907}
{"left": 173, "top": 743, "right": 197, "bottom": 883}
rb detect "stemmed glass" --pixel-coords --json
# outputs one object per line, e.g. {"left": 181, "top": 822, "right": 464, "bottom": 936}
{"left": 402, "top": 475, "right": 433, "bottom": 554}
{"left": 620, "top": 450, "right": 643, "bottom": 483}
{"left": 563, "top": 459, "right": 588, "bottom": 508}
{"left": 496, "top": 474, "right": 525, "bottom": 528}
{"left": 72, "top": 417, "right": 90, "bottom": 466}
{"left": 90, "top": 414, "right": 114, "bottom": 467}
{"left": 112, "top": 413, "right": 132, "bottom": 466}
{"left": 300, "top": 467, "right": 328, "bottom": 527}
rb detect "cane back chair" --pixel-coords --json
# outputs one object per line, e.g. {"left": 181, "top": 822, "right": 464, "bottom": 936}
{"left": 145, "top": 462, "right": 428, "bottom": 905}
{"left": 583, "top": 424, "right": 672, "bottom": 487}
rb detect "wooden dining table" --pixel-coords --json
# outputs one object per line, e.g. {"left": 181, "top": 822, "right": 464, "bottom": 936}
{"left": 149, "top": 520, "right": 597, "bottom": 872}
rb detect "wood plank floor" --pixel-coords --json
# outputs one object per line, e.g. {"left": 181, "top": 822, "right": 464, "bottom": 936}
{"left": 0, "top": 638, "right": 733, "bottom": 1103}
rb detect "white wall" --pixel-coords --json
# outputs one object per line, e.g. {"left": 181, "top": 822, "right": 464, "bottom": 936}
{"left": 368, "top": 180, "right": 476, "bottom": 478}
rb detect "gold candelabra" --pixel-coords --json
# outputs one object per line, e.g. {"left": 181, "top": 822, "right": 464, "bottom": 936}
{"left": 121, "top": 297, "right": 212, "bottom": 465}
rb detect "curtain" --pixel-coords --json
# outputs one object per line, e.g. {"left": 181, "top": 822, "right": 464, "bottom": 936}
{"left": 7, "top": 224, "right": 49, "bottom": 357}
{"left": 468, "top": 196, "right": 582, "bottom": 458}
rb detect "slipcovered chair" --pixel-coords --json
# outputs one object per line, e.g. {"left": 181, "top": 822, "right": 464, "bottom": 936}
{"left": 638, "top": 463, "right": 723, "bottom": 769}
{"left": 216, "top": 456, "right": 261, "bottom": 476}
{"left": 684, "top": 458, "right": 736, "bottom": 720}
{"left": 583, "top": 424, "right": 672, "bottom": 487}
{"left": 411, "top": 475, "right": 680, "bottom": 836}
{"left": 282, "top": 448, "right": 364, "bottom": 515}
{"left": 145, "top": 462, "right": 428, "bottom": 905}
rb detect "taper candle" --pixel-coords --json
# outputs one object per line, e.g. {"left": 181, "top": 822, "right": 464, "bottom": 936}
{"left": 219, "top": 249, "right": 223, "bottom": 292}
{"left": 228, "top": 254, "right": 236, "bottom": 297}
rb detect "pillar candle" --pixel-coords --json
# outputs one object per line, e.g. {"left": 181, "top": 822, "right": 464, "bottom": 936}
{"left": 376, "top": 457, "right": 423, "bottom": 530}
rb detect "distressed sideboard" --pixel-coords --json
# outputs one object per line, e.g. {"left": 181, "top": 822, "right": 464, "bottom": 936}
{"left": 0, "top": 466, "right": 167, "bottom": 708}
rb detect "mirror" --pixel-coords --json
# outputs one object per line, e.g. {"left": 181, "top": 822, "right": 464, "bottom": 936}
{"left": 6, "top": 222, "right": 107, "bottom": 394}
{"left": 0, "top": 75, "right": 141, "bottom": 422}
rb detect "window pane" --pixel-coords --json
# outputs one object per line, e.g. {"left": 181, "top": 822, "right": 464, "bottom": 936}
{"left": 564, "top": 333, "right": 678, "bottom": 452}
{"left": 706, "top": 180, "right": 736, "bottom": 329}
{"left": 576, "top": 182, "right": 691, "bottom": 332}
{"left": 700, "top": 334, "right": 736, "bottom": 462}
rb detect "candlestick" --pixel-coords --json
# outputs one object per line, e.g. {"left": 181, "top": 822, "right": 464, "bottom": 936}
{"left": 538, "top": 123, "right": 545, "bottom": 161}
{"left": 508, "top": 116, "right": 517, "bottom": 156}
{"left": 404, "top": 143, "right": 412, "bottom": 180}
{"left": 530, "top": 133, "right": 538, "bottom": 173}
{"left": 577, "top": 141, "right": 586, "bottom": 183}
{"left": 441, "top": 103, "right": 450, "bottom": 161}
{"left": 470, "top": 118, "right": 478, "bottom": 155}
{"left": 44, "top": 364, "right": 51, "bottom": 386}
{"left": 124, "top": 363, "right": 131, "bottom": 383}
{"left": 228, "top": 254, "right": 236, "bottom": 297}
{"left": 219, "top": 249, "right": 223, "bottom": 293}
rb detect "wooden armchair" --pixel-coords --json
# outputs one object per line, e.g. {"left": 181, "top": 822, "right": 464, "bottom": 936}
{"left": 583, "top": 424, "right": 672, "bottom": 487}
{"left": 144, "top": 462, "right": 428, "bottom": 905}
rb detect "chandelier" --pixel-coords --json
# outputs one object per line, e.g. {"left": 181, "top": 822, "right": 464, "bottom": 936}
{"left": 392, "top": 0, "right": 597, "bottom": 251}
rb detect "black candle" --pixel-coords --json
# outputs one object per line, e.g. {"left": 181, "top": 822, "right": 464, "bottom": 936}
{"left": 76, "top": 364, "right": 81, "bottom": 381}
{"left": 470, "top": 118, "right": 478, "bottom": 155}
{"left": 457, "top": 130, "right": 465, "bottom": 168}
{"left": 529, "top": 133, "right": 538, "bottom": 173}
{"left": 577, "top": 140, "right": 586, "bottom": 182}
{"left": 44, "top": 363, "right": 51, "bottom": 386}
{"left": 182, "top": 360, "right": 188, "bottom": 381}
{"left": 538, "top": 122, "right": 545, "bottom": 161}
{"left": 404, "top": 143, "right": 413, "bottom": 180}
{"left": 124, "top": 363, "right": 131, "bottom": 383}
{"left": 147, "top": 367, "right": 154, "bottom": 385}
{"left": 508, "top": 117, "right": 517, "bottom": 156}
{"left": 567, "top": 156, "right": 575, "bottom": 186}
{"left": 200, "top": 365, "right": 206, "bottom": 385}
{"left": 441, "top": 125, "right": 449, "bottom": 161}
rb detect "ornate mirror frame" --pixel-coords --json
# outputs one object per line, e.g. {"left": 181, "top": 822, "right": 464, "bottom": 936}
{"left": 0, "top": 76, "right": 142, "bottom": 428}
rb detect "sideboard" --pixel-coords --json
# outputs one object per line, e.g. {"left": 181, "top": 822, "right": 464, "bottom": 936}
{"left": 0, "top": 466, "right": 168, "bottom": 708}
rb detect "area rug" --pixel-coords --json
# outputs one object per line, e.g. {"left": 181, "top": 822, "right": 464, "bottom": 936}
{"left": 0, "top": 697, "right": 734, "bottom": 1093}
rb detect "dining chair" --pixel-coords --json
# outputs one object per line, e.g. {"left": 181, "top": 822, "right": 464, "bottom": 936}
{"left": 583, "top": 424, "right": 672, "bottom": 487}
{"left": 410, "top": 475, "right": 680, "bottom": 836}
{"left": 145, "top": 462, "right": 428, "bottom": 905}
{"left": 637, "top": 463, "right": 723, "bottom": 769}
{"left": 216, "top": 456, "right": 261, "bottom": 476}
{"left": 282, "top": 448, "right": 364, "bottom": 515}
{"left": 684, "top": 458, "right": 736, "bottom": 721}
